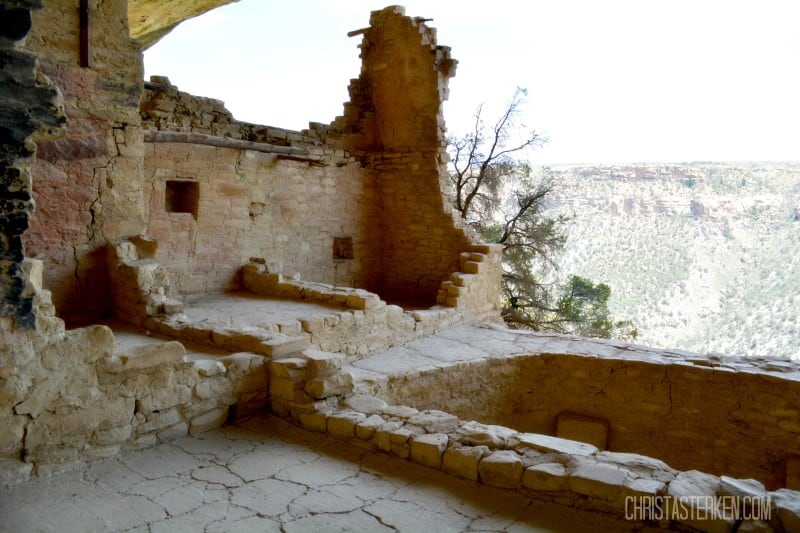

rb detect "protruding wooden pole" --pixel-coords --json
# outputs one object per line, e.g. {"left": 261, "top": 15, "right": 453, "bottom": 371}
{"left": 79, "top": 0, "right": 90, "bottom": 67}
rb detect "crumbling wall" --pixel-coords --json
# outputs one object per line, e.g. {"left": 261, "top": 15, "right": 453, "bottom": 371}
{"left": 330, "top": 6, "right": 474, "bottom": 306}
{"left": 0, "top": 0, "right": 64, "bottom": 329}
{"left": 22, "top": 0, "right": 147, "bottom": 324}
{"left": 0, "top": 0, "right": 268, "bottom": 487}
{"left": 1, "top": 257, "right": 266, "bottom": 485}
{"left": 140, "top": 80, "right": 382, "bottom": 298}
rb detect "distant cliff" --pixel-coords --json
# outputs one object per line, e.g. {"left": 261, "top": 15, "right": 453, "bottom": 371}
{"left": 539, "top": 162, "right": 800, "bottom": 358}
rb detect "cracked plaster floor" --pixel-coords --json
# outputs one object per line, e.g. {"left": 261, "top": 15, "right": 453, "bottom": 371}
{"left": 0, "top": 414, "right": 634, "bottom": 533}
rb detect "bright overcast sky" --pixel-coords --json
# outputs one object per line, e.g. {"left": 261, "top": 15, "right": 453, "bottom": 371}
{"left": 144, "top": 0, "right": 800, "bottom": 164}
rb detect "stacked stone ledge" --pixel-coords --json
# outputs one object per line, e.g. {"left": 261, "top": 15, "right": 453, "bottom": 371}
{"left": 274, "top": 391, "right": 800, "bottom": 532}
{"left": 240, "top": 259, "right": 472, "bottom": 358}
{"left": 0, "top": 260, "right": 268, "bottom": 485}
{"left": 141, "top": 77, "right": 344, "bottom": 164}
{"left": 106, "top": 236, "right": 184, "bottom": 326}
{"left": 436, "top": 243, "right": 504, "bottom": 320}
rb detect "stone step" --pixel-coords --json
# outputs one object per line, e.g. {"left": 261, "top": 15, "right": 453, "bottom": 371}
{"left": 105, "top": 341, "right": 186, "bottom": 373}
{"left": 261, "top": 334, "right": 311, "bottom": 359}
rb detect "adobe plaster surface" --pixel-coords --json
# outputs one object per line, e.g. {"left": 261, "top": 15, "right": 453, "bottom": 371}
{"left": 0, "top": 413, "right": 633, "bottom": 533}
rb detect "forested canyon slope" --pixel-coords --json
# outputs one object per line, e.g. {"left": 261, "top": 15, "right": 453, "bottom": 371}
{"left": 540, "top": 162, "right": 800, "bottom": 358}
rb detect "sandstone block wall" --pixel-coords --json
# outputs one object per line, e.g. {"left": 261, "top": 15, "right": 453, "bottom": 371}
{"left": 270, "top": 388, "right": 800, "bottom": 533}
{"left": 22, "top": 0, "right": 147, "bottom": 324}
{"left": 14, "top": 1, "right": 497, "bottom": 323}
{"left": 358, "top": 345, "right": 800, "bottom": 490}
{"left": 140, "top": 81, "right": 382, "bottom": 297}
{"left": 330, "top": 6, "right": 474, "bottom": 306}
{"left": 4, "top": 5, "right": 800, "bottom": 530}
{"left": 0, "top": 259, "right": 268, "bottom": 484}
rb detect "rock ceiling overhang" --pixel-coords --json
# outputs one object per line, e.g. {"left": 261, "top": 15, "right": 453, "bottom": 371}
{"left": 128, "top": 0, "right": 240, "bottom": 48}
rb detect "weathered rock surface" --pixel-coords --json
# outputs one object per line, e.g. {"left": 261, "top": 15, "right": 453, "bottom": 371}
{"left": 128, "top": 0, "right": 239, "bottom": 48}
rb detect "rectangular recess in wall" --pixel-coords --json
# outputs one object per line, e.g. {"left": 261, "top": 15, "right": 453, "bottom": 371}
{"left": 333, "top": 237, "right": 354, "bottom": 260}
{"left": 165, "top": 180, "right": 199, "bottom": 219}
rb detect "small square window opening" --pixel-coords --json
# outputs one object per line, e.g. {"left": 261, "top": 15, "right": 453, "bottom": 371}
{"left": 165, "top": 180, "right": 199, "bottom": 219}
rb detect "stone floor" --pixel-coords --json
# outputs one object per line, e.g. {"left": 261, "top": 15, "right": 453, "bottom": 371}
{"left": 179, "top": 292, "right": 342, "bottom": 332}
{"left": 0, "top": 414, "right": 637, "bottom": 532}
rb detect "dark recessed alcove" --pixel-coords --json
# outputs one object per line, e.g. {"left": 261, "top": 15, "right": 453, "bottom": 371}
{"left": 165, "top": 180, "right": 199, "bottom": 219}
{"left": 332, "top": 237, "right": 354, "bottom": 260}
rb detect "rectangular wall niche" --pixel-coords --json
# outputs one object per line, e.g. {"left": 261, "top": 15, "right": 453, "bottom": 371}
{"left": 332, "top": 237, "right": 354, "bottom": 260}
{"left": 165, "top": 180, "right": 199, "bottom": 219}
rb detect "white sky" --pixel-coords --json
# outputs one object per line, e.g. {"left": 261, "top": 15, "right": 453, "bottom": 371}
{"left": 144, "top": 0, "right": 800, "bottom": 164}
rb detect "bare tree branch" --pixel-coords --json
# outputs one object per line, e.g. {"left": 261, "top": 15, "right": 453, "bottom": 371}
{"left": 446, "top": 88, "right": 636, "bottom": 339}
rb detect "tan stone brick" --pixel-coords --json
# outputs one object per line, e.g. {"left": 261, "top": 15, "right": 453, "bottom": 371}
{"left": 773, "top": 489, "right": 800, "bottom": 532}
{"left": 442, "top": 445, "right": 487, "bottom": 481}
{"left": 523, "top": 462, "right": 570, "bottom": 491}
{"left": 355, "top": 414, "right": 385, "bottom": 440}
{"left": 268, "top": 358, "right": 307, "bottom": 379}
{"left": 298, "top": 412, "right": 328, "bottom": 432}
{"left": 410, "top": 433, "right": 448, "bottom": 468}
{"left": 300, "top": 317, "right": 325, "bottom": 333}
{"left": 136, "top": 384, "right": 192, "bottom": 413}
{"left": 303, "top": 350, "right": 345, "bottom": 378}
{"left": 374, "top": 421, "right": 403, "bottom": 452}
{"left": 269, "top": 377, "right": 298, "bottom": 402}
{"left": 569, "top": 463, "right": 627, "bottom": 500}
{"left": 109, "top": 341, "right": 186, "bottom": 372}
{"left": 194, "top": 376, "right": 234, "bottom": 403}
{"left": 136, "top": 407, "right": 182, "bottom": 434}
{"left": 305, "top": 372, "right": 353, "bottom": 399}
{"left": 190, "top": 407, "right": 230, "bottom": 434}
{"left": 478, "top": 450, "right": 524, "bottom": 489}
{"left": 93, "top": 425, "right": 133, "bottom": 447}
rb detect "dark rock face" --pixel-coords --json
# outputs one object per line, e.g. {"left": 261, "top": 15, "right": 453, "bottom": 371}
{"left": 0, "top": 0, "right": 64, "bottom": 328}
{"left": 0, "top": 6, "right": 32, "bottom": 42}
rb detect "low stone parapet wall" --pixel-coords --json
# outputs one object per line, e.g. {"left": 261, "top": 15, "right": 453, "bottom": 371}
{"left": 241, "top": 261, "right": 465, "bottom": 359}
{"left": 282, "top": 394, "right": 800, "bottom": 532}
{"left": 346, "top": 331, "right": 800, "bottom": 491}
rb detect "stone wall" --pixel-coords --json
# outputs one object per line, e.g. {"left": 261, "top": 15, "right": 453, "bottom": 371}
{"left": 276, "top": 392, "right": 800, "bottom": 532}
{"left": 140, "top": 81, "right": 382, "bottom": 298}
{"left": 4, "top": 5, "right": 800, "bottom": 529}
{"left": 13, "top": 2, "right": 496, "bottom": 322}
{"left": 22, "top": 0, "right": 147, "bottom": 324}
{"left": 355, "top": 340, "right": 800, "bottom": 490}
{"left": 0, "top": 0, "right": 64, "bottom": 329}
{"left": 330, "top": 6, "right": 473, "bottom": 306}
{"left": 0, "top": 256, "right": 269, "bottom": 484}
